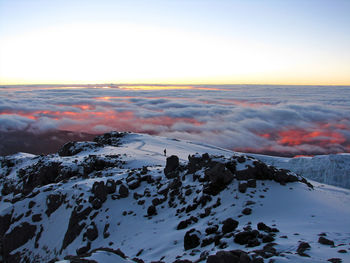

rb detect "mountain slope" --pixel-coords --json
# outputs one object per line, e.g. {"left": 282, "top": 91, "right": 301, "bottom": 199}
{"left": 250, "top": 153, "right": 350, "bottom": 189}
{"left": 0, "top": 132, "right": 349, "bottom": 263}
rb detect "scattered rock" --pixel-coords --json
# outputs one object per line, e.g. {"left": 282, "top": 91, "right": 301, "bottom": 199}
{"left": 238, "top": 183, "right": 247, "bottom": 193}
{"left": 32, "top": 214, "right": 42, "bottom": 222}
{"left": 147, "top": 205, "right": 157, "bottom": 216}
{"left": 222, "top": 218, "right": 239, "bottom": 234}
{"left": 119, "top": 184, "right": 129, "bottom": 198}
{"left": 297, "top": 241, "right": 311, "bottom": 257}
{"left": 319, "top": 236, "right": 335, "bottom": 246}
{"left": 242, "top": 208, "right": 252, "bottom": 215}
{"left": 184, "top": 229, "right": 201, "bottom": 250}
{"left": 234, "top": 230, "right": 259, "bottom": 245}
{"left": 86, "top": 222, "right": 98, "bottom": 241}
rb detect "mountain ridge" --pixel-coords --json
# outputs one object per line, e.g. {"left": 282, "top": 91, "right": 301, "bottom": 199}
{"left": 0, "top": 132, "right": 349, "bottom": 263}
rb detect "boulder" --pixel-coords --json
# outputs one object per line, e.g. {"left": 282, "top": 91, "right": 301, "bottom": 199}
{"left": 92, "top": 181, "right": 108, "bottom": 203}
{"left": 119, "top": 184, "right": 129, "bottom": 198}
{"left": 297, "top": 241, "right": 311, "bottom": 257}
{"left": 238, "top": 182, "right": 247, "bottom": 193}
{"left": 147, "top": 205, "right": 157, "bottom": 216}
{"left": 319, "top": 236, "right": 335, "bottom": 246}
{"left": 234, "top": 230, "right": 259, "bottom": 245}
{"left": 164, "top": 155, "right": 180, "bottom": 179}
{"left": 184, "top": 229, "right": 201, "bottom": 250}
{"left": 106, "top": 179, "right": 116, "bottom": 194}
{"left": 222, "top": 218, "right": 239, "bottom": 234}
{"left": 86, "top": 222, "right": 98, "bottom": 241}
{"left": 205, "top": 162, "right": 234, "bottom": 185}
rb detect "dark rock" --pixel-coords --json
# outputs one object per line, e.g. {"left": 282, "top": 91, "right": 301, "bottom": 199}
{"left": 173, "top": 260, "right": 192, "bottom": 263}
{"left": 61, "top": 206, "right": 92, "bottom": 251}
{"left": 0, "top": 213, "right": 12, "bottom": 237}
{"left": 205, "top": 162, "right": 234, "bottom": 185}
{"left": 164, "top": 155, "right": 180, "bottom": 179}
{"left": 34, "top": 225, "right": 43, "bottom": 249}
{"left": 152, "top": 198, "right": 161, "bottom": 206}
{"left": 297, "top": 241, "right": 311, "bottom": 257}
{"left": 185, "top": 189, "right": 192, "bottom": 196}
{"left": 319, "top": 236, "right": 335, "bottom": 246}
{"left": 32, "top": 214, "right": 42, "bottom": 222}
{"left": 92, "top": 181, "right": 108, "bottom": 203}
{"left": 58, "top": 141, "right": 84, "bottom": 156}
{"left": 128, "top": 179, "right": 141, "bottom": 190}
{"left": 106, "top": 179, "right": 116, "bottom": 194}
{"left": 46, "top": 193, "right": 65, "bottom": 217}
{"left": 327, "top": 258, "right": 342, "bottom": 263}
{"left": 76, "top": 242, "right": 91, "bottom": 255}
{"left": 242, "top": 208, "right": 252, "bottom": 215}
{"left": 93, "top": 131, "right": 126, "bottom": 146}
{"left": 234, "top": 230, "right": 258, "bottom": 245}
{"left": 177, "top": 219, "right": 190, "bottom": 230}
{"left": 133, "top": 258, "right": 145, "bottom": 263}
{"left": 247, "top": 179, "right": 256, "bottom": 188}
{"left": 205, "top": 225, "right": 219, "bottom": 235}
{"left": 86, "top": 222, "right": 98, "bottom": 241}
{"left": 23, "top": 161, "right": 61, "bottom": 194}
{"left": 2, "top": 222, "right": 37, "bottom": 258}
{"left": 119, "top": 184, "right": 129, "bottom": 198}
{"left": 262, "top": 234, "right": 275, "bottom": 243}
{"left": 103, "top": 223, "right": 110, "bottom": 239}
{"left": 222, "top": 218, "right": 239, "bottom": 234}
{"left": 247, "top": 238, "right": 261, "bottom": 247}
{"left": 257, "top": 222, "right": 278, "bottom": 233}
{"left": 147, "top": 205, "right": 157, "bottom": 216}
{"left": 169, "top": 178, "right": 182, "bottom": 190}
{"left": 201, "top": 237, "right": 215, "bottom": 247}
{"left": 28, "top": 200, "right": 36, "bottom": 209}
{"left": 207, "top": 250, "right": 240, "bottom": 263}
{"left": 91, "top": 198, "right": 103, "bottom": 210}
{"left": 238, "top": 183, "right": 247, "bottom": 193}
{"left": 184, "top": 229, "right": 201, "bottom": 250}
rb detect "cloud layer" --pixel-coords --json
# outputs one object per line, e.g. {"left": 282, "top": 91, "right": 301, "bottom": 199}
{"left": 1, "top": 85, "right": 350, "bottom": 156}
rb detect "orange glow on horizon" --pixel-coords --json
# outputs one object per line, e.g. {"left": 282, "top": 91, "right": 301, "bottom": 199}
{"left": 118, "top": 85, "right": 225, "bottom": 91}
{"left": 278, "top": 129, "right": 346, "bottom": 146}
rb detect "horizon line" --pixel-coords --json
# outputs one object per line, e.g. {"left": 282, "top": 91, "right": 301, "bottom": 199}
{"left": 1, "top": 82, "right": 350, "bottom": 87}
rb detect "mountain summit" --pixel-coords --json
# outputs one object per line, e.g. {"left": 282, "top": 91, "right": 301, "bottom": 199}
{"left": 1, "top": 132, "right": 349, "bottom": 263}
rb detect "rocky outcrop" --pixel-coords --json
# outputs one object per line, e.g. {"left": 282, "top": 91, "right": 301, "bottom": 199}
{"left": 164, "top": 155, "right": 180, "bottom": 179}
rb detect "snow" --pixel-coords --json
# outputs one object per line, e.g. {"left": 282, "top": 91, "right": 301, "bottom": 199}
{"left": 0, "top": 132, "right": 349, "bottom": 263}
{"left": 251, "top": 153, "right": 350, "bottom": 189}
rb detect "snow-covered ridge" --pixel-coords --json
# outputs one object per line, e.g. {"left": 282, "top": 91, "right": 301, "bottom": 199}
{"left": 0, "top": 132, "right": 349, "bottom": 263}
{"left": 250, "top": 153, "right": 350, "bottom": 189}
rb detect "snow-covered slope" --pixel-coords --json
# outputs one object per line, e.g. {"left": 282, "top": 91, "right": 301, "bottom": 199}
{"left": 0, "top": 132, "right": 349, "bottom": 263}
{"left": 250, "top": 154, "right": 350, "bottom": 189}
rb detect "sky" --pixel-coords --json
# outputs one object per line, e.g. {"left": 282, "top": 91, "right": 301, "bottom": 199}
{"left": 0, "top": 0, "right": 350, "bottom": 85}
{"left": 1, "top": 84, "right": 350, "bottom": 156}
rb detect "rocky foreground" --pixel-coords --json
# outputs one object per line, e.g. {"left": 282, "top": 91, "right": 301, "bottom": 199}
{"left": 0, "top": 132, "right": 349, "bottom": 263}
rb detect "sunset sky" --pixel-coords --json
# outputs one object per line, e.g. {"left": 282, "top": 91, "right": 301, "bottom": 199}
{"left": 0, "top": 0, "right": 350, "bottom": 85}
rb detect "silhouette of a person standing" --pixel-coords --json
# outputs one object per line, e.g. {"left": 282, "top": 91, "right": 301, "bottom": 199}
{"left": 164, "top": 149, "right": 166, "bottom": 156}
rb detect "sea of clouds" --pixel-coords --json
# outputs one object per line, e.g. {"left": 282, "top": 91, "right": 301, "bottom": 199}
{"left": 1, "top": 84, "right": 349, "bottom": 156}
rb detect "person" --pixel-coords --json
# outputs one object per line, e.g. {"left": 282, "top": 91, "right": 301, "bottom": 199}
{"left": 164, "top": 149, "right": 166, "bottom": 156}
